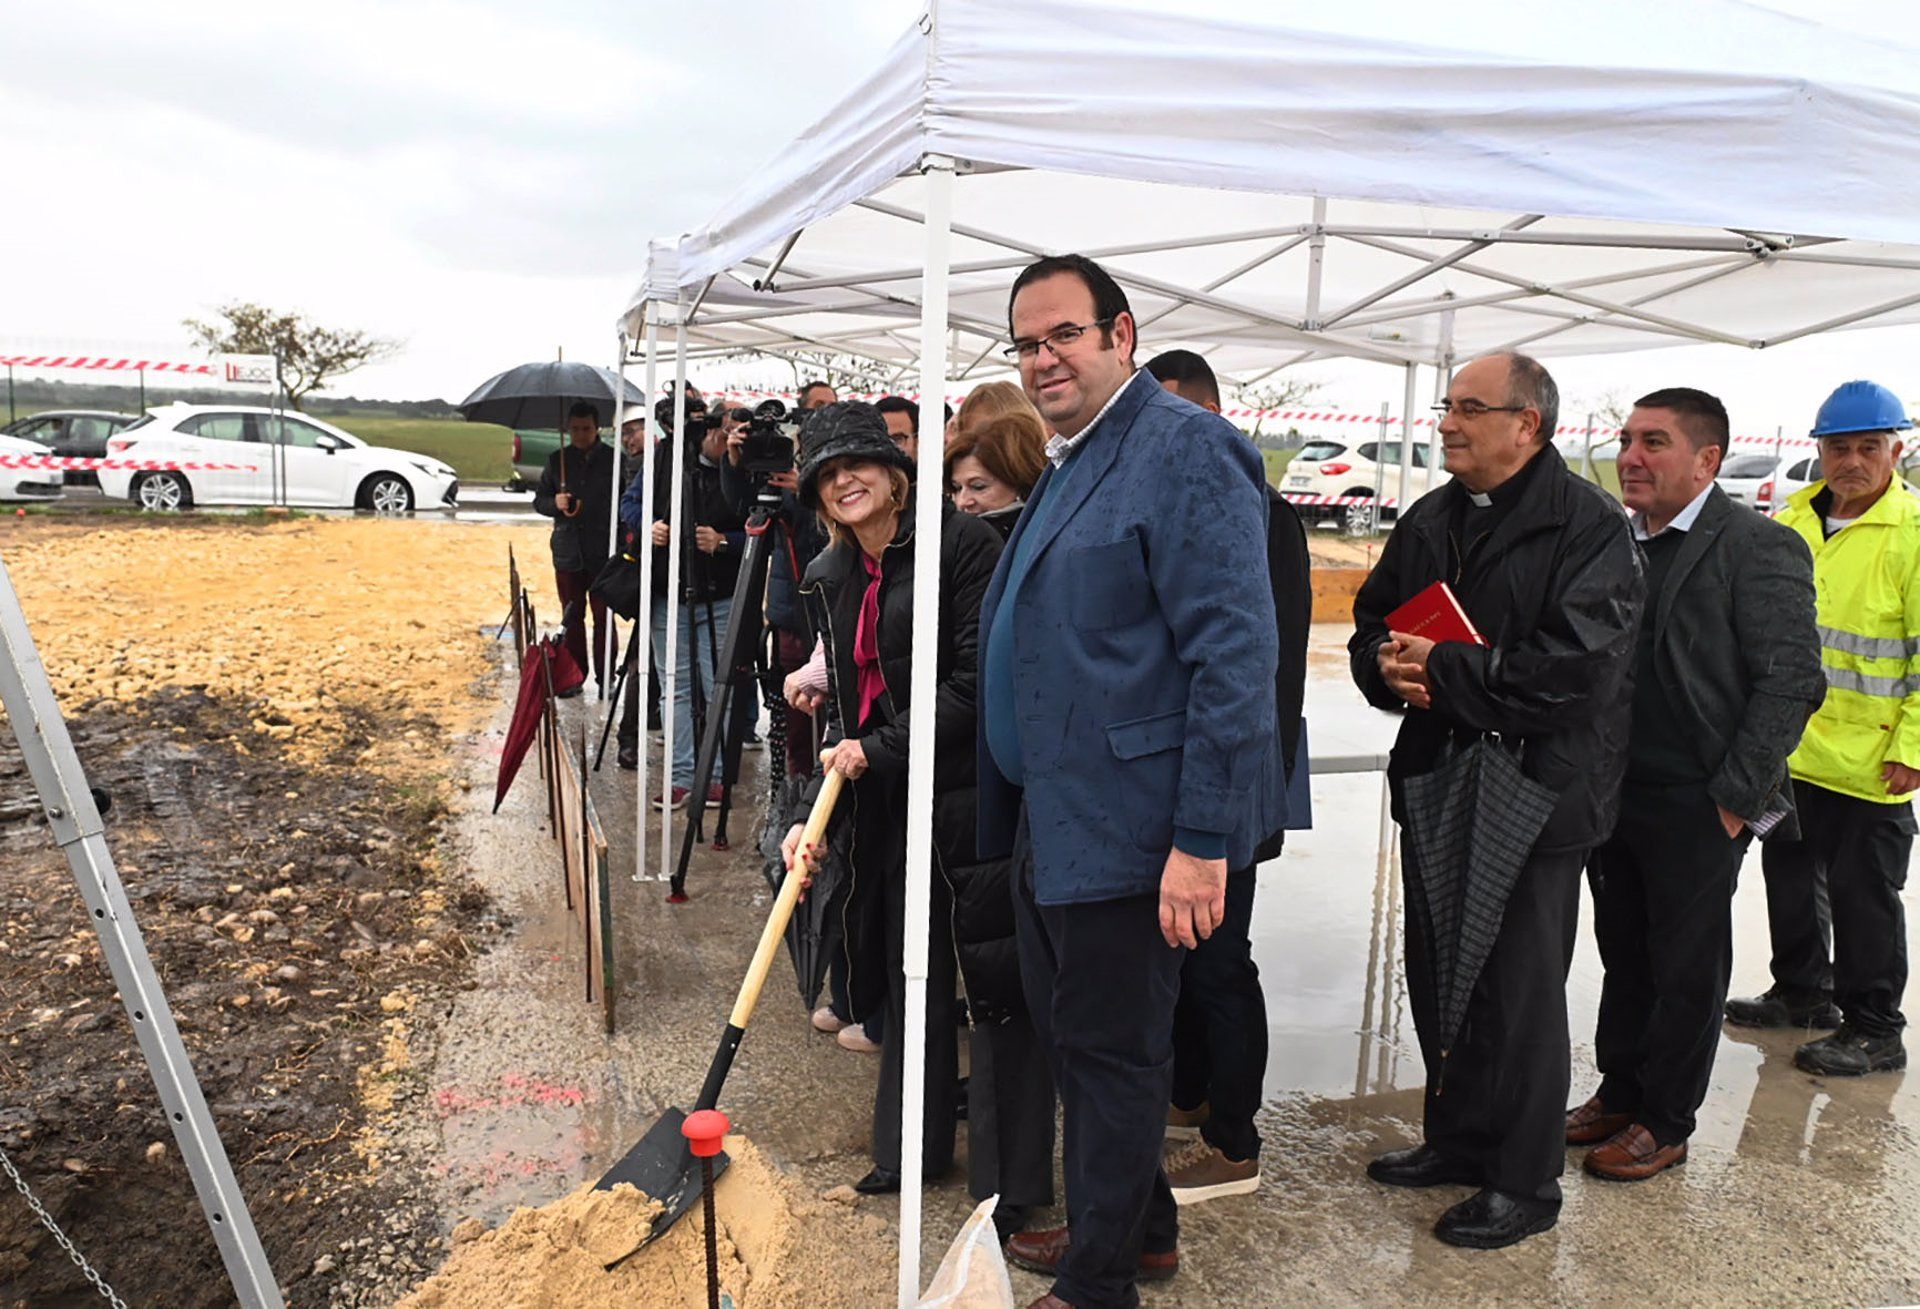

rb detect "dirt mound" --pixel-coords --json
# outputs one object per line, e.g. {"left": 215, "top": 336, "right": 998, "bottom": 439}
{"left": 401, "top": 1135, "right": 895, "bottom": 1309}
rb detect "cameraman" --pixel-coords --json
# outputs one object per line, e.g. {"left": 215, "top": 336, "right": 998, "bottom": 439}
{"left": 720, "top": 404, "right": 832, "bottom": 780}
{"left": 620, "top": 394, "right": 748, "bottom": 809}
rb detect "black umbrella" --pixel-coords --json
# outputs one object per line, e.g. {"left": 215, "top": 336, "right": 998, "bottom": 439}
{"left": 456, "top": 361, "right": 649, "bottom": 430}
{"left": 1399, "top": 734, "right": 1559, "bottom": 1079}
{"left": 758, "top": 771, "right": 850, "bottom": 1010}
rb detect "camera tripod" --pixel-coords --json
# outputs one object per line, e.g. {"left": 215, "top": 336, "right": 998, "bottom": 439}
{"left": 669, "top": 490, "right": 797, "bottom": 901}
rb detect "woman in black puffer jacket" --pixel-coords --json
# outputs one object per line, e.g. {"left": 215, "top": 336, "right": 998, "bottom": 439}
{"left": 782, "top": 403, "right": 1054, "bottom": 1234}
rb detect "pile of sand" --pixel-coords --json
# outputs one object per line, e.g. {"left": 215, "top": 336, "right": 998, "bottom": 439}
{"left": 0, "top": 517, "right": 546, "bottom": 767}
{"left": 400, "top": 1136, "right": 896, "bottom": 1309}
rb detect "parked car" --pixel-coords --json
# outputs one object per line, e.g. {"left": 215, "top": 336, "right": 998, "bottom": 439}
{"left": 1280, "top": 438, "right": 1450, "bottom": 523}
{"left": 0, "top": 434, "right": 66, "bottom": 501}
{"left": 98, "top": 405, "right": 458, "bottom": 513}
{"left": 511, "top": 428, "right": 563, "bottom": 487}
{"left": 1, "top": 409, "right": 141, "bottom": 486}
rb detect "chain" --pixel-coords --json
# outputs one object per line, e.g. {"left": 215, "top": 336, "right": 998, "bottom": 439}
{"left": 0, "top": 1141, "right": 130, "bottom": 1308}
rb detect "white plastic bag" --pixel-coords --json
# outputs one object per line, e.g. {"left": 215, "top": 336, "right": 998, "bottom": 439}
{"left": 914, "top": 1195, "right": 1015, "bottom": 1309}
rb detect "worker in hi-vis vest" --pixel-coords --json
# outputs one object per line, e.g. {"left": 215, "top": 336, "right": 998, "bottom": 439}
{"left": 1728, "top": 380, "right": 1919, "bottom": 1078}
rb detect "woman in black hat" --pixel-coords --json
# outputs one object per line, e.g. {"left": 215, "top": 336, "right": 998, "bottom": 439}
{"left": 781, "top": 403, "right": 1053, "bottom": 1233}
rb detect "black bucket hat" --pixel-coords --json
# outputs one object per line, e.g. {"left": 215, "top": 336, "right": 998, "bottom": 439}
{"left": 795, "top": 401, "right": 916, "bottom": 509}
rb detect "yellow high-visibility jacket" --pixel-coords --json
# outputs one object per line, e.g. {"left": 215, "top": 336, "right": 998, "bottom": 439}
{"left": 1778, "top": 478, "right": 1920, "bottom": 803}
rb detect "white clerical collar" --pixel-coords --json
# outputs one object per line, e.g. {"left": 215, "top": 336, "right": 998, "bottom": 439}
{"left": 1467, "top": 490, "right": 1492, "bottom": 508}
{"left": 1631, "top": 482, "right": 1714, "bottom": 541}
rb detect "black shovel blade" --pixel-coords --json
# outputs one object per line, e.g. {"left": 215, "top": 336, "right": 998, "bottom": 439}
{"left": 594, "top": 1108, "right": 732, "bottom": 1258}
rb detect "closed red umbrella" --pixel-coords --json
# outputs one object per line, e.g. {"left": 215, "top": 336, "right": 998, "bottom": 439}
{"left": 494, "top": 635, "right": 585, "bottom": 812}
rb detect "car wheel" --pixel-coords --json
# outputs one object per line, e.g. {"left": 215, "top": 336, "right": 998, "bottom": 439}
{"left": 362, "top": 474, "right": 413, "bottom": 516}
{"left": 135, "top": 472, "right": 192, "bottom": 512}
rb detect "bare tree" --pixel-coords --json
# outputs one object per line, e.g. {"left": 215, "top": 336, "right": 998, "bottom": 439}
{"left": 1228, "top": 376, "right": 1325, "bottom": 442}
{"left": 183, "top": 302, "right": 400, "bottom": 409}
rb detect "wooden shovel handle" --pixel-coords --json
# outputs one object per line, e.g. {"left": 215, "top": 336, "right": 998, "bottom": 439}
{"left": 727, "top": 760, "right": 845, "bottom": 1030}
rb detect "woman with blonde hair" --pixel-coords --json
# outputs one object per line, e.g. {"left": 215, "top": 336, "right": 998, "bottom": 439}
{"left": 948, "top": 380, "right": 1046, "bottom": 449}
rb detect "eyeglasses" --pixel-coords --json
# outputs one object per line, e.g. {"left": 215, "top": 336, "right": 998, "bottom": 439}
{"left": 1003, "top": 318, "right": 1115, "bottom": 362}
{"left": 1432, "top": 399, "right": 1530, "bottom": 419}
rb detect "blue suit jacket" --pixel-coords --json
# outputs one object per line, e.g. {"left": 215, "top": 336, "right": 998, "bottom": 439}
{"left": 977, "top": 372, "right": 1284, "bottom": 905}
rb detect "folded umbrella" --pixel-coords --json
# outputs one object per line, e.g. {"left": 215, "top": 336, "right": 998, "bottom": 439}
{"left": 1399, "top": 733, "right": 1559, "bottom": 1077}
{"left": 457, "top": 361, "right": 649, "bottom": 431}
{"left": 494, "top": 635, "right": 585, "bottom": 812}
{"left": 758, "top": 771, "right": 850, "bottom": 1011}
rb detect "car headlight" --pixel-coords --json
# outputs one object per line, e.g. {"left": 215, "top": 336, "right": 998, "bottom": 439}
{"left": 409, "top": 460, "right": 454, "bottom": 479}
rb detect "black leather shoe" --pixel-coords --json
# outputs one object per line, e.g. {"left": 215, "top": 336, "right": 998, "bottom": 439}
{"left": 854, "top": 1168, "right": 901, "bottom": 1195}
{"left": 616, "top": 743, "right": 638, "bottom": 770}
{"left": 991, "top": 1202, "right": 1030, "bottom": 1245}
{"left": 1725, "top": 987, "right": 1842, "bottom": 1029}
{"left": 1434, "top": 1188, "right": 1559, "bottom": 1249}
{"left": 1794, "top": 1024, "right": 1907, "bottom": 1076}
{"left": 1366, "top": 1144, "right": 1480, "bottom": 1189}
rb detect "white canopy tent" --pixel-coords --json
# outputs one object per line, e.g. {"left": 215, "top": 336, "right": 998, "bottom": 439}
{"left": 618, "top": 2, "right": 1920, "bottom": 1301}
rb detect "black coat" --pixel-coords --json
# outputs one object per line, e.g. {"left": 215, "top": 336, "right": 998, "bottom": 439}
{"left": 800, "top": 501, "right": 1024, "bottom": 1020}
{"left": 1638, "top": 485, "right": 1824, "bottom": 834}
{"left": 1256, "top": 487, "right": 1313, "bottom": 863}
{"left": 644, "top": 440, "right": 746, "bottom": 602}
{"left": 533, "top": 440, "right": 615, "bottom": 573}
{"left": 1350, "top": 445, "right": 1644, "bottom": 852}
{"left": 720, "top": 459, "right": 827, "bottom": 634}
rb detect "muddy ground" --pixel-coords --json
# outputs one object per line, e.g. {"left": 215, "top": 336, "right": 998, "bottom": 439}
{"left": 0, "top": 514, "right": 544, "bottom": 1307}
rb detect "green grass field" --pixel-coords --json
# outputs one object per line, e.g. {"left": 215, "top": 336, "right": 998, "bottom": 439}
{"left": 319, "top": 415, "right": 516, "bottom": 485}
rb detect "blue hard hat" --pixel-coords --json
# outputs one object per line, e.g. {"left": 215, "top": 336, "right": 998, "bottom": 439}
{"left": 1810, "top": 380, "right": 1914, "bottom": 438}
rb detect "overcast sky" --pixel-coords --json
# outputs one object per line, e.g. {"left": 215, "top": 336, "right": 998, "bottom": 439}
{"left": 5, "top": 0, "right": 1918, "bottom": 433}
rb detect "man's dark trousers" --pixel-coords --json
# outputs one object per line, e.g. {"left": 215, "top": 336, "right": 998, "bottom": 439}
{"left": 1590, "top": 781, "right": 1750, "bottom": 1143}
{"left": 1170, "top": 864, "right": 1265, "bottom": 1162}
{"left": 1012, "top": 813, "right": 1182, "bottom": 1309}
{"left": 553, "top": 566, "right": 610, "bottom": 687}
{"left": 1405, "top": 842, "right": 1584, "bottom": 1204}
{"left": 1761, "top": 780, "right": 1913, "bottom": 1035}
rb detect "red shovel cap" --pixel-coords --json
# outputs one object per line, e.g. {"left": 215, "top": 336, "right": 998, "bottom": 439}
{"left": 681, "top": 1109, "right": 729, "bottom": 1158}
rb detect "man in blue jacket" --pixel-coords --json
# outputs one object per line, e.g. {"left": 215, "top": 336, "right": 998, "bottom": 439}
{"left": 983, "top": 255, "right": 1283, "bottom": 1309}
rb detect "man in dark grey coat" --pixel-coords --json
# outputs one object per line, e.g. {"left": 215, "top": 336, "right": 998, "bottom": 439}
{"left": 1566, "top": 388, "right": 1824, "bottom": 1182}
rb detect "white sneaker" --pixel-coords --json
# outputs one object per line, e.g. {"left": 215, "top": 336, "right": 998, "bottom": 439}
{"left": 811, "top": 1005, "right": 849, "bottom": 1034}
{"left": 836, "top": 1024, "right": 882, "bottom": 1054}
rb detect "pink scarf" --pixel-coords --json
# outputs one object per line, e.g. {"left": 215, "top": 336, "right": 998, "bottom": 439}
{"left": 854, "top": 552, "right": 887, "bottom": 726}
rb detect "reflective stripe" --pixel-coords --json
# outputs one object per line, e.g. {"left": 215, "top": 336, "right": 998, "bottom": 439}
{"left": 1824, "top": 665, "right": 1917, "bottom": 699}
{"left": 1818, "top": 624, "right": 1920, "bottom": 660}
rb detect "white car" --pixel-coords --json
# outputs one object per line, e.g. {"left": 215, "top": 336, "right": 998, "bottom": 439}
{"left": 1715, "top": 451, "right": 1825, "bottom": 513}
{"left": 1281, "top": 438, "right": 1450, "bottom": 523}
{"left": 99, "top": 405, "right": 457, "bottom": 513}
{"left": 0, "top": 434, "right": 65, "bottom": 501}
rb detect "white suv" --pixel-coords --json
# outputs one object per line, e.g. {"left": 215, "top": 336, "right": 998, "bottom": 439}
{"left": 99, "top": 405, "right": 457, "bottom": 513}
{"left": 1281, "top": 438, "right": 1450, "bottom": 523}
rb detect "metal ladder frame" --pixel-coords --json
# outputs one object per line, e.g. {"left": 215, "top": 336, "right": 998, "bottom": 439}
{"left": 0, "top": 556, "right": 283, "bottom": 1307}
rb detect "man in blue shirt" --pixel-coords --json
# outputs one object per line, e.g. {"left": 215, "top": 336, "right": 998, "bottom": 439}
{"left": 981, "top": 256, "right": 1282, "bottom": 1309}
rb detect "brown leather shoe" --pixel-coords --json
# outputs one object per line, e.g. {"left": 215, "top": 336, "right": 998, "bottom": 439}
{"left": 1584, "top": 1124, "right": 1687, "bottom": 1181}
{"left": 1005, "top": 1226, "right": 1179, "bottom": 1283}
{"left": 1565, "top": 1094, "right": 1634, "bottom": 1146}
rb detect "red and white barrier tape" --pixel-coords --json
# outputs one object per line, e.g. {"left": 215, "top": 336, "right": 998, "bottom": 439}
{"left": 1280, "top": 492, "right": 1399, "bottom": 508}
{"left": 0, "top": 355, "right": 216, "bottom": 375}
{"left": 0, "top": 455, "right": 256, "bottom": 472}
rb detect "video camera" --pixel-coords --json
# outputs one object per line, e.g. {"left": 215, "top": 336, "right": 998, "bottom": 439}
{"left": 655, "top": 391, "right": 709, "bottom": 442}
{"left": 736, "top": 397, "right": 797, "bottom": 491}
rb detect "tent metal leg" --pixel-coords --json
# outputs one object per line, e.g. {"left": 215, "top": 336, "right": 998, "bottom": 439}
{"left": 603, "top": 335, "right": 631, "bottom": 704}
{"left": 636, "top": 305, "right": 661, "bottom": 881}
{"left": 0, "top": 557, "right": 284, "bottom": 1309}
{"left": 898, "top": 151, "right": 955, "bottom": 1309}
{"left": 661, "top": 307, "right": 690, "bottom": 893}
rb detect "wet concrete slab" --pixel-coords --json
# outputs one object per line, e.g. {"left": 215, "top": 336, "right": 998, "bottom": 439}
{"left": 418, "top": 624, "right": 1920, "bottom": 1307}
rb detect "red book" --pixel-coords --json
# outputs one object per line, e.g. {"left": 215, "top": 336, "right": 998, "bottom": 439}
{"left": 1385, "top": 580, "right": 1488, "bottom": 647}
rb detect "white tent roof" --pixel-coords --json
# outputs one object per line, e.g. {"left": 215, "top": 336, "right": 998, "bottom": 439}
{"left": 623, "top": 0, "right": 1920, "bottom": 388}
